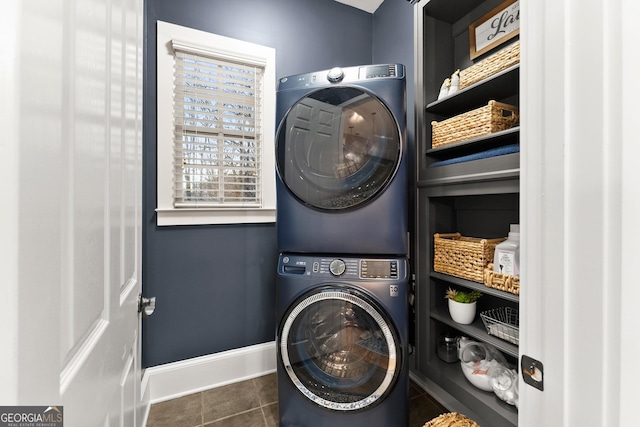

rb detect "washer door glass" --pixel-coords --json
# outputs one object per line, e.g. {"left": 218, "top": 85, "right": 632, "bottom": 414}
{"left": 276, "top": 87, "right": 401, "bottom": 210}
{"left": 279, "top": 287, "right": 400, "bottom": 411}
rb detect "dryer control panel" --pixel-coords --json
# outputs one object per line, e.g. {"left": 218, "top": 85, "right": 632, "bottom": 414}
{"left": 279, "top": 254, "right": 405, "bottom": 280}
{"left": 278, "top": 64, "right": 405, "bottom": 91}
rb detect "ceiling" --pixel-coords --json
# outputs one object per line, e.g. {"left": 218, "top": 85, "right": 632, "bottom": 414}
{"left": 334, "top": 0, "right": 385, "bottom": 14}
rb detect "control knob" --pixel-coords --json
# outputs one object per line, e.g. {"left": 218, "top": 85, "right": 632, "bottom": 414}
{"left": 329, "top": 259, "right": 346, "bottom": 276}
{"left": 327, "top": 67, "right": 344, "bottom": 83}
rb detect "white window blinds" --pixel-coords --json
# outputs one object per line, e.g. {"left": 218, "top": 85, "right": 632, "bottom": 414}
{"left": 171, "top": 41, "right": 266, "bottom": 208}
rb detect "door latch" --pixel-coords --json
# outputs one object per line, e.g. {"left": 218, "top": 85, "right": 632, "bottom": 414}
{"left": 521, "top": 355, "right": 544, "bottom": 391}
{"left": 138, "top": 294, "right": 156, "bottom": 317}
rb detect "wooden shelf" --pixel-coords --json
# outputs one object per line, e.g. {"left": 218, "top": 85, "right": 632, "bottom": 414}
{"left": 430, "top": 271, "right": 520, "bottom": 303}
{"left": 431, "top": 305, "right": 518, "bottom": 358}
{"left": 426, "top": 65, "right": 520, "bottom": 117}
{"left": 422, "top": 152, "right": 519, "bottom": 189}
{"left": 423, "top": 356, "right": 519, "bottom": 427}
{"left": 427, "top": 127, "right": 520, "bottom": 159}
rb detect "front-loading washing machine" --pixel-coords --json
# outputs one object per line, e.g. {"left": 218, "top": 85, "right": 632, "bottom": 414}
{"left": 275, "top": 64, "right": 408, "bottom": 255}
{"left": 276, "top": 253, "right": 409, "bottom": 427}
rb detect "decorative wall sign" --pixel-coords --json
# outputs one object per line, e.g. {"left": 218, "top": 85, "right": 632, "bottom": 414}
{"left": 469, "top": 0, "right": 520, "bottom": 60}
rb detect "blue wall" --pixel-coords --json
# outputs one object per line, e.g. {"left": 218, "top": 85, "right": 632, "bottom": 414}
{"left": 142, "top": 0, "right": 414, "bottom": 368}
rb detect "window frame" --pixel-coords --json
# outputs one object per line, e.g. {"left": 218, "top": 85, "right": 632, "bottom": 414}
{"left": 156, "top": 21, "right": 276, "bottom": 226}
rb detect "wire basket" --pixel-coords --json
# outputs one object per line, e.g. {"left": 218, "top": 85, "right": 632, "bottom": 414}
{"left": 480, "top": 307, "right": 519, "bottom": 345}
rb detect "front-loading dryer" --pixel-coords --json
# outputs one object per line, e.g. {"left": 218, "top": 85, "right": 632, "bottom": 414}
{"left": 275, "top": 64, "right": 408, "bottom": 255}
{"left": 276, "top": 253, "right": 409, "bottom": 427}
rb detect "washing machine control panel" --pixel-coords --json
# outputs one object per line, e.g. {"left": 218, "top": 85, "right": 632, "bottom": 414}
{"left": 317, "top": 258, "right": 359, "bottom": 278}
{"left": 280, "top": 255, "right": 403, "bottom": 280}
{"left": 360, "top": 259, "right": 399, "bottom": 279}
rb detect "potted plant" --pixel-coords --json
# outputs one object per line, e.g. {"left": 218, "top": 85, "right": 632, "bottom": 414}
{"left": 445, "top": 287, "right": 482, "bottom": 324}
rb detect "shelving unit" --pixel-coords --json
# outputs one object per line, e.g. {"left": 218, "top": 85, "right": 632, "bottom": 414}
{"left": 412, "top": 1, "right": 520, "bottom": 426}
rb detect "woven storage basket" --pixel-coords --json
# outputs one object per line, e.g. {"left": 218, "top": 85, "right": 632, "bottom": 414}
{"left": 484, "top": 263, "right": 520, "bottom": 295}
{"left": 459, "top": 40, "right": 520, "bottom": 90}
{"left": 431, "top": 100, "right": 519, "bottom": 148}
{"left": 423, "top": 412, "right": 481, "bottom": 427}
{"left": 434, "top": 233, "right": 505, "bottom": 283}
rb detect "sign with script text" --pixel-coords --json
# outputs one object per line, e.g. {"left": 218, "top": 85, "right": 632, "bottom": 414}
{"left": 469, "top": 0, "right": 519, "bottom": 59}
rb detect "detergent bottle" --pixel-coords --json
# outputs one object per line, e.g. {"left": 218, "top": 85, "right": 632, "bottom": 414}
{"left": 493, "top": 224, "right": 520, "bottom": 276}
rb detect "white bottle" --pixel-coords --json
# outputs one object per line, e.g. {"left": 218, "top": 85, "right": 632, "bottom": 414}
{"left": 448, "top": 69, "right": 460, "bottom": 96}
{"left": 437, "top": 78, "right": 450, "bottom": 100}
{"left": 494, "top": 224, "right": 520, "bottom": 276}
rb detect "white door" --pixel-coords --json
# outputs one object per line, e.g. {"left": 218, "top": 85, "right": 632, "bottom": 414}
{"left": 520, "top": 0, "right": 639, "bottom": 426}
{"left": 0, "top": 0, "right": 148, "bottom": 426}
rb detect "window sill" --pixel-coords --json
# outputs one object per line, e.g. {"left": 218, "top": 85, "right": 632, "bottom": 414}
{"left": 155, "top": 208, "right": 276, "bottom": 226}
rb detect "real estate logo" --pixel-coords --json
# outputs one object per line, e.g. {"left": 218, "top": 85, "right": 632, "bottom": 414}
{"left": 0, "top": 406, "right": 63, "bottom": 427}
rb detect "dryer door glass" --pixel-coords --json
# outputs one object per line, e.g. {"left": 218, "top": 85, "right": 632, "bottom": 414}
{"left": 276, "top": 87, "right": 401, "bottom": 210}
{"left": 279, "top": 288, "right": 400, "bottom": 411}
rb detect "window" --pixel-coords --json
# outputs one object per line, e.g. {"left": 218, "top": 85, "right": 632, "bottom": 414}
{"left": 156, "top": 21, "right": 276, "bottom": 225}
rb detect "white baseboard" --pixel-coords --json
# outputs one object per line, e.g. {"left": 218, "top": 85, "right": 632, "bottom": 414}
{"left": 143, "top": 341, "right": 277, "bottom": 404}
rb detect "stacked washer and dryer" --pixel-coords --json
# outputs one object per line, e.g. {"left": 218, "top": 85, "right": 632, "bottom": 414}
{"left": 275, "top": 64, "right": 410, "bottom": 426}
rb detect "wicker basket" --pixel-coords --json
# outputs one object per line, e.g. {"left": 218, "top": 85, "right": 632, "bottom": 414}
{"left": 484, "top": 263, "right": 520, "bottom": 295}
{"left": 423, "top": 412, "right": 481, "bottom": 427}
{"left": 431, "top": 100, "right": 519, "bottom": 148}
{"left": 434, "top": 233, "right": 505, "bottom": 283}
{"left": 459, "top": 40, "right": 520, "bottom": 90}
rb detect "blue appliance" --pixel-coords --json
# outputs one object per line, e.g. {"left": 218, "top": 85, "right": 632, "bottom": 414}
{"left": 275, "top": 64, "right": 408, "bottom": 255}
{"left": 276, "top": 253, "right": 409, "bottom": 427}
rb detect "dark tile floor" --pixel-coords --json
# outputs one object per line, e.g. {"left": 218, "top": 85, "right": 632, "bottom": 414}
{"left": 147, "top": 373, "right": 447, "bottom": 427}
